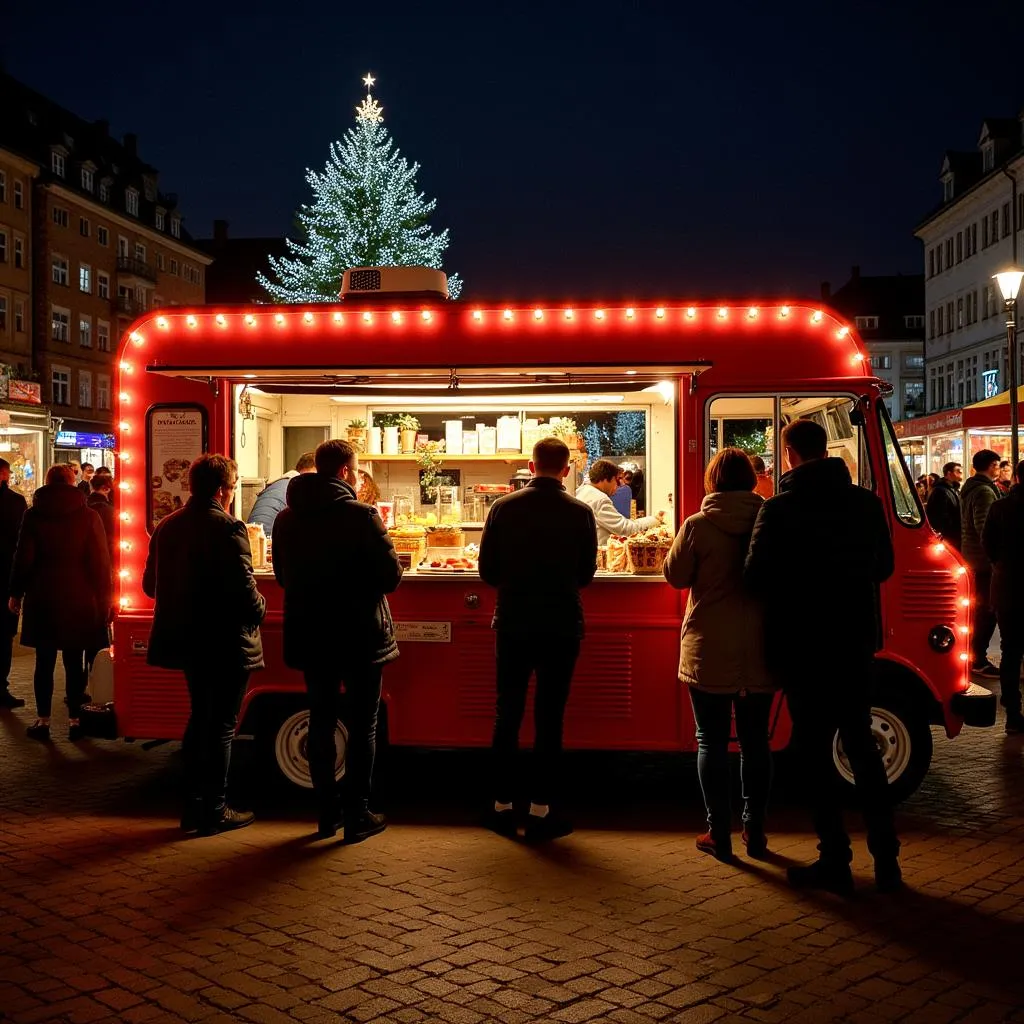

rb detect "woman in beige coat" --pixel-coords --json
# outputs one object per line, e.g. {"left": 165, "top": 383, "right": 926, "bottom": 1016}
{"left": 663, "top": 448, "right": 777, "bottom": 861}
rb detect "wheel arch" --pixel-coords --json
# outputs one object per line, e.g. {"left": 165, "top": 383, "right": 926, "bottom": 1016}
{"left": 874, "top": 656, "right": 944, "bottom": 727}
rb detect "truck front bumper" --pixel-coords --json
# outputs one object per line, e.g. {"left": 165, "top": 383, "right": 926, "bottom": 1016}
{"left": 951, "top": 682, "right": 997, "bottom": 727}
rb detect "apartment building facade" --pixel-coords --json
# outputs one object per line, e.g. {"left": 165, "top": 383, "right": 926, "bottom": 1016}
{"left": 915, "top": 114, "right": 1024, "bottom": 413}
{"left": 0, "top": 73, "right": 210, "bottom": 476}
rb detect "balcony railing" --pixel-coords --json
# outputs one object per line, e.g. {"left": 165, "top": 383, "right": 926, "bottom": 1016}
{"left": 116, "top": 295, "right": 146, "bottom": 317}
{"left": 116, "top": 256, "right": 156, "bottom": 282}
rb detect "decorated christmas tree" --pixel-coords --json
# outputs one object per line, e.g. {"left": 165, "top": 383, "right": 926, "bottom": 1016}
{"left": 258, "top": 75, "right": 462, "bottom": 302}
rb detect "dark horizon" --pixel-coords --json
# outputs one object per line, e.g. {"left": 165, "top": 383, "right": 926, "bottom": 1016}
{"left": 4, "top": 0, "right": 1020, "bottom": 301}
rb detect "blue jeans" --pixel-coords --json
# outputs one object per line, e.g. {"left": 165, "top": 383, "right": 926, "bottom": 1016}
{"left": 688, "top": 687, "right": 774, "bottom": 842}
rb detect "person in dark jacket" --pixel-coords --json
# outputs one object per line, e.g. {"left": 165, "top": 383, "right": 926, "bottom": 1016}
{"left": 11, "top": 464, "right": 110, "bottom": 742}
{"left": 982, "top": 459, "right": 1024, "bottom": 735}
{"left": 961, "top": 449, "right": 1002, "bottom": 677}
{"left": 78, "top": 463, "right": 95, "bottom": 496}
{"left": 273, "top": 439, "right": 402, "bottom": 843}
{"left": 247, "top": 452, "right": 315, "bottom": 533}
{"left": 925, "top": 461, "right": 962, "bottom": 550}
{"left": 478, "top": 437, "right": 598, "bottom": 841}
{"left": 86, "top": 475, "right": 117, "bottom": 673}
{"left": 745, "top": 418, "right": 900, "bottom": 895}
{"left": 142, "top": 454, "right": 266, "bottom": 835}
{"left": 0, "top": 459, "right": 27, "bottom": 710}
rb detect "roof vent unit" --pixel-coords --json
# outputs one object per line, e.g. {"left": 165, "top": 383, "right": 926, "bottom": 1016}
{"left": 339, "top": 265, "right": 449, "bottom": 302}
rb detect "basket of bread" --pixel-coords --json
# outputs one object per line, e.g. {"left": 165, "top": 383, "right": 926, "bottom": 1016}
{"left": 626, "top": 524, "right": 674, "bottom": 574}
{"left": 605, "top": 536, "right": 629, "bottom": 573}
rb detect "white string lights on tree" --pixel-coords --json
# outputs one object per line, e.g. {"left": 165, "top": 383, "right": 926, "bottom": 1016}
{"left": 258, "top": 74, "right": 463, "bottom": 303}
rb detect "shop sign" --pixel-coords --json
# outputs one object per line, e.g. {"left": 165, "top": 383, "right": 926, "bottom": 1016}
{"left": 893, "top": 408, "right": 963, "bottom": 438}
{"left": 147, "top": 406, "right": 206, "bottom": 529}
{"left": 983, "top": 369, "right": 1000, "bottom": 399}
{"left": 394, "top": 621, "right": 452, "bottom": 643}
{"left": 8, "top": 380, "right": 41, "bottom": 405}
{"left": 55, "top": 431, "right": 116, "bottom": 449}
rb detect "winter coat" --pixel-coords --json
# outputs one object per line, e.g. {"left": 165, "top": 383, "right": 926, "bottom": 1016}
{"left": 273, "top": 474, "right": 402, "bottom": 670}
{"left": 925, "top": 478, "right": 961, "bottom": 550}
{"left": 479, "top": 477, "right": 598, "bottom": 637}
{"left": 663, "top": 490, "right": 774, "bottom": 693}
{"left": 0, "top": 482, "right": 27, "bottom": 637}
{"left": 246, "top": 472, "right": 298, "bottom": 534}
{"left": 87, "top": 492, "right": 116, "bottom": 571}
{"left": 142, "top": 497, "right": 266, "bottom": 672}
{"left": 982, "top": 484, "right": 1024, "bottom": 628}
{"left": 575, "top": 482, "right": 658, "bottom": 546}
{"left": 10, "top": 483, "right": 111, "bottom": 651}
{"left": 744, "top": 458, "right": 894, "bottom": 673}
{"left": 960, "top": 474, "right": 1001, "bottom": 571}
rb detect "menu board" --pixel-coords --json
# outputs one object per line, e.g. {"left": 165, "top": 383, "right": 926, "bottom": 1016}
{"left": 147, "top": 406, "right": 206, "bottom": 530}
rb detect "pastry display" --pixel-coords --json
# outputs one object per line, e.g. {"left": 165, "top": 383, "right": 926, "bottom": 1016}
{"left": 426, "top": 526, "right": 464, "bottom": 548}
{"left": 606, "top": 537, "right": 629, "bottom": 573}
{"left": 626, "top": 524, "right": 674, "bottom": 574}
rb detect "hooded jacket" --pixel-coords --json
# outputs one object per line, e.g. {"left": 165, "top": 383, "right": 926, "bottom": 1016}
{"left": 273, "top": 473, "right": 402, "bottom": 670}
{"left": 960, "top": 473, "right": 1001, "bottom": 571}
{"left": 143, "top": 497, "right": 266, "bottom": 672}
{"left": 11, "top": 483, "right": 110, "bottom": 651}
{"left": 982, "top": 483, "right": 1024, "bottom": 623}
{"left": 925, "top": 477, "right": 961, "bottom": 550}
{"left": 575, "top": 482, "right": 658, "bottom": 546}
{"left": 663, "top": 490, "right": 774, "bottom": 693}
{"left": 246, "top": 471, "right": 300, "bottom": 533}
{"left": 744, "top": 457, "right": 894, "bottom": 673}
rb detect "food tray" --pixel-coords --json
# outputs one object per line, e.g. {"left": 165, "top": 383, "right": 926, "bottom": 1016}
{"left": 415, "top": 563, "right": 479, "bottom": 574}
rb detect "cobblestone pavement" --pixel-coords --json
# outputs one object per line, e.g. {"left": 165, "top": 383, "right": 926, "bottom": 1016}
{"left": 2, "top": 654, "right": 1024, "bottom": 1024}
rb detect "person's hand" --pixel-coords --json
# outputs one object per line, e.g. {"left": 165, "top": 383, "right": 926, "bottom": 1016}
{"left": 8, "top": 597, "right": 21, "bottom": 616}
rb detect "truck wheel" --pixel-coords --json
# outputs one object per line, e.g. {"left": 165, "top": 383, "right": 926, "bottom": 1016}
{"left": 272, "top": 709, "right": 348, "bottom": 789}
{"left": 831, "top": 697, "right": 932, "bottom": 805}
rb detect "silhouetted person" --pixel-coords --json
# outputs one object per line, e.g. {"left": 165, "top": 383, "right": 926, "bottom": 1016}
{"left": 0, "top": 459, "right": 27, "bottom": 710}
{"left": 925, "top": 461, "right": 962, "bottom": 550}
{"left": 247, "top": 452, "right": 316, "bottom": 533}
{"left": 961, "top": 449, "right": 1001, "bottom": 677}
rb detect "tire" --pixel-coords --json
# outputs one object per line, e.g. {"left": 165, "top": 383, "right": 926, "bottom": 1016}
{"left": 270, "top": 708, "right": 348, "bottom": 790}
{"left": 831, "top": 695, "right": 932, "bottom": 805}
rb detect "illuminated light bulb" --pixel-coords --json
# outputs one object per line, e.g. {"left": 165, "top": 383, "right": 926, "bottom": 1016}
{"left": 959, "top": 626, "right": 969, "bottom": 635}
{"left": 391, "top": 311, "right": 401, "bottom": 323}
{"left": 961, "top": 598, "right": 971, "bottom": 608}
{"left": 242, "top": 374, "right": 256, "bottom": 379}
{"left": 956, "top": 566, "right": 967, "bottom": 577}
{"left": 472, "top": 310, "right": 483, "bottom": 321}
{"left": 654, "top": 380, "right": 674, "bottom": 404}
{"left": 686, "top": 307, "right": 697, "bottom": 319}
{"left": 626, "top": 369, "right": 637, "bottom": 375}
{"left": 129, "top": 331, "right": 143, "bottom": 345}
{"left": 534, "top": 309, "right": 543, "bottom": 320}
{"left": 118, "top": 421, "right": 130, "bottom": 432}
{"left": 118, "top": 480, "right": 130, "bottom": 490}
{"left": 503, "top": 309, "right": 513, "bottom": 321}
{"left": 837, "top": 326, "right": 850, "bottom": 338}
{"left": 245, "top": 314, "right": 256, "bottom": 326}
{"left": 959, "top": 652, "right": 969, "bottom": 662}
{"left": 655, "top": 307, "right": 665, "bottom": 319}
{"left": 119, "top": 540, "right": 132, "bottom": 552}
{"left": 363, "top": 311, "right": 373, "bottom": 323}
{"left": 333, "top": 312, "right": 343, "bottom": 323}
{"left": 594, "top": 309, "right": 606, "bottom": 320}
{"left": 779, "top": 306, "right": 791, "bottom": 318}
{"left": 119, "top": 361, "right": 132, "bottom": 372}
{"left": 119, "top": 597, "right": 131, "bottom": 609}
{"left": 564, "top": 308, "right": 575, "bottom": 320}
{"left": 811, "top": 310, "right": 824, "bottom": 323}
{"left": 747, "top": 307, "right": 759, "bottom": 319}
{"left": 119, "top": 512, "right": 131, "bottom": 523}
{"left": 215, "top": 314, "right": 226, "bottom": 326}
{"left": 932, "top": 543, "right": 944, "bottom": 555}
{"left": 156, "top": 316, "right": 168, "bottom": 329}
{"left": 854, "top": 353, "right": 865, "bottom": 362}
{"left": 186, "top": 315, "right": 197, "bottom": 328}
{"left": 717, "top": 307, "right": 728, "bottom": 319}
{"left": 304, "top": 311, "right": 314, "bottom": 323}
{"left": 118, "top": 569, "right": 131, "bottom": 579}
{"left": 119, "top": 392, "right": 130, "bottom": 403}
{"left": 421, "top": 310, "right": 432, "bottom": 322}
{"left": 275, "top": 313, "right": 285, "bottom": 325}
{"left": 119, "top": 451, "right": 132, "bottom": 462}
{"left": 625, "top": 308, "right": 635, "bottom": 319}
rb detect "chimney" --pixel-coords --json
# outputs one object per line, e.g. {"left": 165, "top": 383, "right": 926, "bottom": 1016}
{"left": 213, "top": 219, "right": 229, "bottom": 244}
{"left": 94, "top": 119, "right": 109, "bottom": 137}
{"left": 123, "top": 132, "right": 137, "bottom": 157}
{"left": 820, "top": 281, "right": 831, "bottom": 300}
{"left": 851, "top": 265, "right": 860, "bottom": 280}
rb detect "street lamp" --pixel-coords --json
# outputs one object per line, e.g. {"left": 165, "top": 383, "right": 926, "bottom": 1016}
{"left": 993, "top": 268, "right": 1024, "bottom": 473}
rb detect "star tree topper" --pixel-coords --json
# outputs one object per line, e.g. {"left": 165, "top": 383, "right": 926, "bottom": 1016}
{"left": 355, "top": 72, "right": 384, "bottom": 124}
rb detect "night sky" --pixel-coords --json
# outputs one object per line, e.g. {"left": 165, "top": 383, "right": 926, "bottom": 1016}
{"left": 4, "top": 0, "right": 1020, "bottom": 300}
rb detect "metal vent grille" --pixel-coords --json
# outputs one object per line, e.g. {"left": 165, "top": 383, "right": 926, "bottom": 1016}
{"left": 349, "top": 269, "right": 381, "bottom": 292}
{"left": 900, "top": 570, "right": 958, "bottom": 622}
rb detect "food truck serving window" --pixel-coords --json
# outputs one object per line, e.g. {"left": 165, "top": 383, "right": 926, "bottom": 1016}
{"left": 880, "top": 405, "right": 923, "bottom": 527}
{"left": 147, "top": 405, "right": 207, "bottom": 531}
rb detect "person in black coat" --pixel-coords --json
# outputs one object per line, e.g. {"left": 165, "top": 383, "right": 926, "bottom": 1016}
{"left": 925, "top": 461, "right": 962, "bottom": 550}
{"left": 143, "top": 454, "right": 266, "bottom": 835}
{"left": 273, "top": 439, "right": 402, "bottom": 843}
{"left": 745, "top": 418, "right": 900, "bottom": 895}
{"left": 85, "top": 475, "right": 117, "bottom": 672}
{"left": 478, "top": 437, "right": 598, "bottom": 841}
{"left": 982, "top": 460, "right": 1024, "bottom": 735}
{"left": 0, "top": 459, "right": 27, "bottom": 710}
{"left": 10, "top": 464, "right": 110, "bottom": 742}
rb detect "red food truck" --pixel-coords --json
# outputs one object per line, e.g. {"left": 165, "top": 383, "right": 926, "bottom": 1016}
{"left": 108, "top": 268, "right": 995, "bottom": 803}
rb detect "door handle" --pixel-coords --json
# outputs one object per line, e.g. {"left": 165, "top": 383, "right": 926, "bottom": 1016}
{"left": 464, "top": 592, "right": 480, "bottom": 609}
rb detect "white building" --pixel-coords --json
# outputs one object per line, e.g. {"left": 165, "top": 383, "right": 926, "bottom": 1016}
{"left": 915, "top": 115, "right": 1024, "bottom": 413}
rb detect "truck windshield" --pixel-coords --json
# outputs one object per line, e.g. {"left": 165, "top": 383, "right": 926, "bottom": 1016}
{"left": 880, "top": 404, "right": 923, "bottom": 526}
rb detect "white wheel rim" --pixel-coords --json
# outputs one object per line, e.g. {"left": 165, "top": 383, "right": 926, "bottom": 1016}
{"left": 273, "top": 710, "right": 347, "bottom": 789}
{"left": 832, "top": 707, "right": 913, "bottom": 786}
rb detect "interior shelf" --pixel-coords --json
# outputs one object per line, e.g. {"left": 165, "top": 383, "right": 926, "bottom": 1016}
{"left": 361, "top": 453, "right": 530, "bottom": 461}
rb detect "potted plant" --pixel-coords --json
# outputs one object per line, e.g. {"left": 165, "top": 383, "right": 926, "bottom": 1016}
{"left": 373, "top": 412, "right": 401, "bottom": 455}
{"left": 416, "top": 440, "right": 444, "bottom": 505}
{"left": 346, "top": 418, "right": 368, "bottom": 453}
{"left": 398, "top": 414, "right": 420, "bottom": 454}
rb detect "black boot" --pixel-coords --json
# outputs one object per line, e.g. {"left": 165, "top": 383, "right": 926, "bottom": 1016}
{"left": 343, "top": 809, "right": 386, "bottom": 845}
{"left": 787, "top": 861, "right": 855, "bottom": 897}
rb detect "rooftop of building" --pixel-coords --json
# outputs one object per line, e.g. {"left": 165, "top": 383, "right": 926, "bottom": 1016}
{"left": 822, "top": 266, "right": 925, "bottom": 341}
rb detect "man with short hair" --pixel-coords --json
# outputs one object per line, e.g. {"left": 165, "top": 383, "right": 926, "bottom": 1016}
{"left": 78, "top": 463, "right": 95, "bottom": 496}
{"left": 143, "top": 454, "right": 266, "bottom": 835}
{"left": 479, "top": 437, "right": 598, "bottom": 841}
{"left": 273, "top": 439, "right": 402, "bottom": 843}
{"left": 745, "top": 418, "right": 900, "bottom": 894}
{"left": 247, "top": 452, "right": 316, "bottom": 533}
{"left": 0, "top": 458, "right": 27, "bottom": 709}
{"left": 983, "top": 459, "right": 1024, "bottom": 735}
{"left": 576, "top": 458, "right": 663, "bottom": 545}
{"left": 925, "top": 461, "right": 962, "bottom": 550}
{"left": 961, "top": 449, "right": 1002, "bottom": 677}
